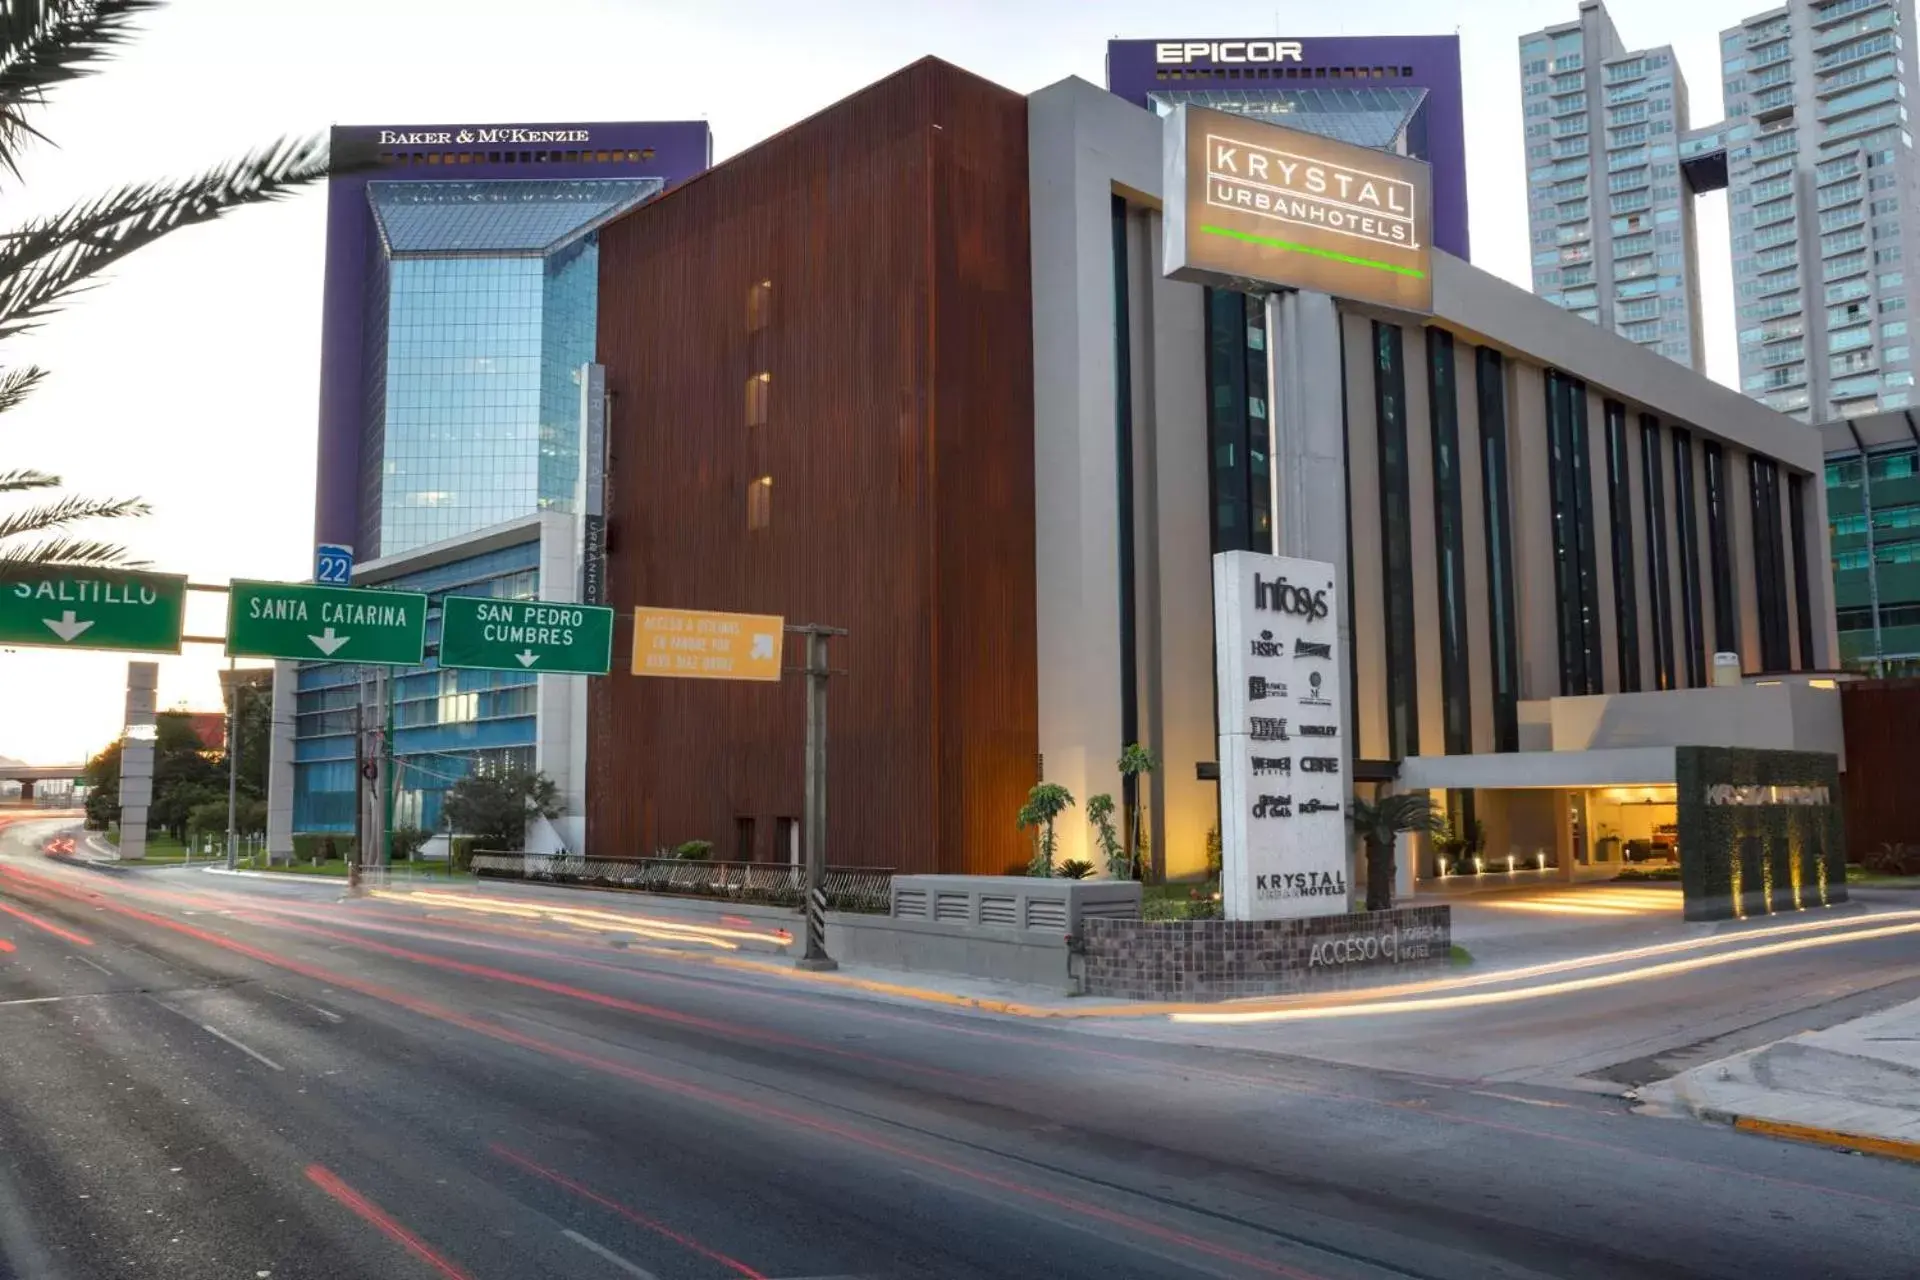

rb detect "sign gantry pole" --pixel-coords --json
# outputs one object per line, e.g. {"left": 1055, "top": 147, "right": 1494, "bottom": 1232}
{"left": 790, "top": 623, "right": 848, "bottom": 972}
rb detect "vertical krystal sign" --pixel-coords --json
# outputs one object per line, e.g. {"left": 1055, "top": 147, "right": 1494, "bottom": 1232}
{"left": 1214, "top": 551, "right": 1349, "bottom": 920}
{"left": 1164, "top": 103, "right": 1432, "bottom": 313}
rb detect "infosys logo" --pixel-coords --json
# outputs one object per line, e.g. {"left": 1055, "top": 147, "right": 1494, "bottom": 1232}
{"left": 1156, "top": 40, "right": 1305, "bottom": 66}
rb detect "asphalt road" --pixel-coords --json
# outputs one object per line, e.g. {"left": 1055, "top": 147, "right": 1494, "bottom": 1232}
{"left": 1, "top": 819, "right": 1916, "bottom": 1280}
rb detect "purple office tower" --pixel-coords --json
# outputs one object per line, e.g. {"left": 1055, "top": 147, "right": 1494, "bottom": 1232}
{"left": 313, "top": 121, "right": 711, "bottom": 558}
{"left": 1106, "top": 37, "right": 1469, "bottom": 261}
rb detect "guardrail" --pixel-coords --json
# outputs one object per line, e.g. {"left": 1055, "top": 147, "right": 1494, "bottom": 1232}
{"left": 469, "top": 853, "right": 894, "bottom": 914}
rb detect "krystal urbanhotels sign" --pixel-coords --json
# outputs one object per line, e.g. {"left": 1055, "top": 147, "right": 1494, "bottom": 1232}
{"left": 1164, "top": 103, "right": 1433, "bottom": 313}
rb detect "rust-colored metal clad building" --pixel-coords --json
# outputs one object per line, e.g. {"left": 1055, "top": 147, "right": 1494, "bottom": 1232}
{"left": 588, "top": 59, "right": 1038, "bottom": 874}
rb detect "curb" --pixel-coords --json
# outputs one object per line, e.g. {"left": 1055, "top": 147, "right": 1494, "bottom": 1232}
{"left": 1703, "top": 1109, "right": 1920, "bottom": 1165}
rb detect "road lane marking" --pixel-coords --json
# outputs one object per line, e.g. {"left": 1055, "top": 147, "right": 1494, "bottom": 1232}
{"left": 562, "top": 1229, "right": 661, "bottom": 1279}
{"left": 68, "top": 953, "right": 112, "bottom": 975}
{"left": 265, "top": 987, "right": 344, "bottom": 1023}
{"left": 197, "top": 1022, "right": 284, "bottom": 1072}
{"left": 305, "top": 1164, "right": 475, "bottom": 1280}
{"left": 494, "top": 1147, "right": 768, "bottom": 1278}
{"left": 0, "top": 938, "right": 13, "bottom": 953}
{"left": 0, "top": 899, "right": 92, "bottom": 946}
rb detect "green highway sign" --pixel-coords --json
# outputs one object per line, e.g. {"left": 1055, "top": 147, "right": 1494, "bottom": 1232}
{"left": 437, "top": 595, "right": 614, "bottom": 675}
{"left": 0, "top": 569, "right": 187, "bottom": 654}
{"left": 226, "top": 579, "right": 428, "bottom": 665}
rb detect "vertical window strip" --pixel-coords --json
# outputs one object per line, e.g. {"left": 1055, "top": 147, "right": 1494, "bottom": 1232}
{"left": 1604, "top": 402, "right": 1642, "bottom": 692}
{"left": 1477, "top": 348, "right": 1520, "bottom": 751}
{"left": 1703, "top": 442, "right": 1739, "bottom": 657}
{"left": 1750, "top": 457, "right": 1791, "bottom": 670}
{"left": 1672, "top": 428, "right": 1707, "bottom": 686}
{"left": 1204, "top": 288, "right": 1251, "bottom": 551}
{"left": 1639, "top": 415, "right": 1676, "bottom": 691}
{"left": 1788, "top": 473, "right": 1816, "bottom": 670}
{"left": 1374, "top": 320, "right": 1420, "bottom": 759}
{"left": 1428, "top": 330, "right": 1471, "bottom": 753}
{"left": 1568, "top": 386, "right": 1603, "bottom": 693}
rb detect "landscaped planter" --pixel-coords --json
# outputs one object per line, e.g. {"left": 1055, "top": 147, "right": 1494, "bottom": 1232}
{"left": 1080, "top": 905, "right": 1450, "bottom": 1001}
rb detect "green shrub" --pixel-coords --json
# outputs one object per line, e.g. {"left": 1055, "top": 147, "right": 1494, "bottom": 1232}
{"left": 1058, "top": 859, "right": 1095, "bottom": 880}
{"left": 390, "top": 826, "right": 430, "bottom": 861}
{"left": 675, "top": 839, "right": 714, "bottom": 861}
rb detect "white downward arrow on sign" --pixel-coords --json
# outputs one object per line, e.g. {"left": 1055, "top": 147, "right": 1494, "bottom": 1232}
{"left": 515, "top": 649, "right": 540, "bottom": 667}
{"left": 309, "top": 627, "right": 350, "bottom": 656}
{"left": 42, "top": 611, "right": 94, "bottom": 642}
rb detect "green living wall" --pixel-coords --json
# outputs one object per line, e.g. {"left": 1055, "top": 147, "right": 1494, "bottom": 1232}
{"left": 1675, "top": 747, "right": 1847, "bottom": 923}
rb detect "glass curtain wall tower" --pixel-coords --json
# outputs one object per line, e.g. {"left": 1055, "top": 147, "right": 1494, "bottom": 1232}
{"left": 1519, "top": 2, "right": 1708, "bottom": 370}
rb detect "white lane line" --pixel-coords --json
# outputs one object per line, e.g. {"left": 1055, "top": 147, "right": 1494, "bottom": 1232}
{"left": 561, "top": 1229, "right": 659, "bottom": 1279}
{"left": 68, "top": 954, "right": 114, "bottom": 976}
{"left": 0, "top": 995, "right": 78, "bottom": 1007}
{"left": 265, "top": 987, "right": 344, "bottom": 1023}
{"left": 197, "top": 1023, "right": 284, "bottom": 1072}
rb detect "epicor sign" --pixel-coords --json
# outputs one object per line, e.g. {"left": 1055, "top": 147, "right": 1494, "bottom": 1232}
{"left": 1154, "top": 40, "right": 1304, "bottom": 65}
{"left": 1164, "top": 104, "right": 1433, "bottom": 314}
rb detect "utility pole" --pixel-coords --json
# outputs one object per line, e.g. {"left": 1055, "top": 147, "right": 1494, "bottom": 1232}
{"left": 791, "top": 623, "right": 846, "bottom": 972}
{"left": 382, "top": 667, "right": 396, "bottom": 867}
{"left": 224, "top": 658, "right": 240, "bottom": 870}
{"left": 353, "top": 688, "right": 367, "bottom": 872}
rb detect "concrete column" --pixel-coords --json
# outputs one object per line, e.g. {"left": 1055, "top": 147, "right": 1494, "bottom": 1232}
{"left": 1342, "top": 311, "right": 1388, "bottom": 762}
{"left": 1555, "top": 790, "right": 1576, "bottom": 882}
{"left": 1395, "top": 828, "right": 1418, "bottom": 901}
{"left": 117, "top": 661, "right": 158, "bottom": 860}
{"left": 1402, "top": 326, "right": 1446, "bottom": 755}
{"left": 1143, "top": 211, "right": 1215, "bottom": 880}
{"left": 1456, "top": 345, "right": 1495, "bottom": 753}
{"left": 266, "top": 660, "right": 296, "bottom": 862}
{"left": 1269, "top": 290, "right": 1356, "bottom": 890}
{"left": 1507, "top": 362, "right": 1558, "bottom": 702}
{"left": 1803, "top": 465, "right": 1840, "bottom": 668}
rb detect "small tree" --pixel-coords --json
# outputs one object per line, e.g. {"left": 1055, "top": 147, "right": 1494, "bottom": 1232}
{"left": 441, "top": 768, "right": 561, "bottom": 851}
{"left": 1016, "top": 782, "right": 1075, "bottom": 877}
{"left": 1118, "top": 743, "right": 1158, "bottom": 879}
{"left": 1349, "top": 791, "right": 1442, "bottom": 911}
{"left": 1086, "top": 793, "right": 1128, "bottom": 879}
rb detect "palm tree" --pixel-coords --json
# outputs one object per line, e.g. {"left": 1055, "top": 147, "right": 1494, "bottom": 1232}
{"left": 1349, "top": 790, "right": 1441, "bottom": 911}
{"left": 0, "top": 0, "right": 331, "bottom": 567}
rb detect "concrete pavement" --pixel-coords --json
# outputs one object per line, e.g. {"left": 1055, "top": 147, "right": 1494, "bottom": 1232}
{"left": 1640, "top": 993, "right": 1920, "bottom": 1162}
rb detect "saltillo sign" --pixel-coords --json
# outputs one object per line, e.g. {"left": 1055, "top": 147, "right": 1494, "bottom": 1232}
{"left": 1163, "top": 103, "right": 1433, "bottom": 314}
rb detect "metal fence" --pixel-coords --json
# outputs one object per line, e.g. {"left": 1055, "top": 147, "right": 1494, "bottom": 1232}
{"left": 469, "top": 853, "right": 894, "bottom": 914}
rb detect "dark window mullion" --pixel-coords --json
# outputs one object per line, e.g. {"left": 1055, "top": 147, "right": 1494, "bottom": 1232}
{"left": 1640, "top": 416, "right": 1675, "bottom": 691}
{"left": 1605, "top": 401, "right": 1641, "bottom": 692}
{"left": 1477, "top": 348, "right": 1520, "bottom": 752}
{"left": 1428, "top": 330, "right": 1470, "bottom": 754}
{"left": 1789, "top": 473, "right": 1816, "bottom": 670}
{"left": 1374, "top": 321, "right": 1418, "bottom": 759}
{"left": 1672, "top": 428, "right": 1706, "bottom": 686}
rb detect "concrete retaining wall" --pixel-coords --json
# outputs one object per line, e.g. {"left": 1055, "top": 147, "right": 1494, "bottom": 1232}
{"left": 1081, "top": 906, "right": 1451, "bottom": 1001}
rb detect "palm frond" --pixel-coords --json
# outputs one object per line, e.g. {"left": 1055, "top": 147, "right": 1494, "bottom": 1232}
{"left": 0, "top": 1, "right": 160, "bottom": 177}
{"left": 0, "top": 465, "right": 57, "bottom": 491}
{"left": 0, "top": 533, "right": 143, "bottom": 567}
{"left": 0, "top": 134, "right": 330, "bottom": 338}
{"left": 0, "top": 361, "right": 44, "bottom": 413}
{"left": 0, "top": 490, "right": 146, "bottom": 540}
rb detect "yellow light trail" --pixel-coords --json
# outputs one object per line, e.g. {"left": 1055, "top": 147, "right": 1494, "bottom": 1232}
{"left": 1172, "top": 918, "right": 1920, "bottom": 1024}
{"left": 370, "top": 889, "right": 791, "bottom": 949}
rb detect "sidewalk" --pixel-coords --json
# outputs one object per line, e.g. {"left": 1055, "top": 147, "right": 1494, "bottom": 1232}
{"left": 1639, "top": 995, "right": 1920, "bottom": 1163}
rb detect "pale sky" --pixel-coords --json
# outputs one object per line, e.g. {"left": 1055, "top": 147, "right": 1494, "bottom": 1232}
{"left": 0, "top": 0, "right": 1753, "bottom": 763}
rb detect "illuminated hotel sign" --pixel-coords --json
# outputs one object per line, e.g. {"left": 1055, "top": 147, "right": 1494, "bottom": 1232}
{"left": 1163, "top": 104, "right": 1433, "bottom": 313}
{"left": 1704, "top": 784, "right": 1831, "bottom": 806}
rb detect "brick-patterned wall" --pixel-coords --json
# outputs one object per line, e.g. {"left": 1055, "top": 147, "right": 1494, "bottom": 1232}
{"left": 1080, "top": 906, "right": 1451, "bottom": 1001}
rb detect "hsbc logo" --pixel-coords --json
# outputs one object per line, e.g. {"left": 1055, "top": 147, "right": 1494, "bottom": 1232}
{"left": 1155, "top": 40, "right": 1305, "bottom": 66}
